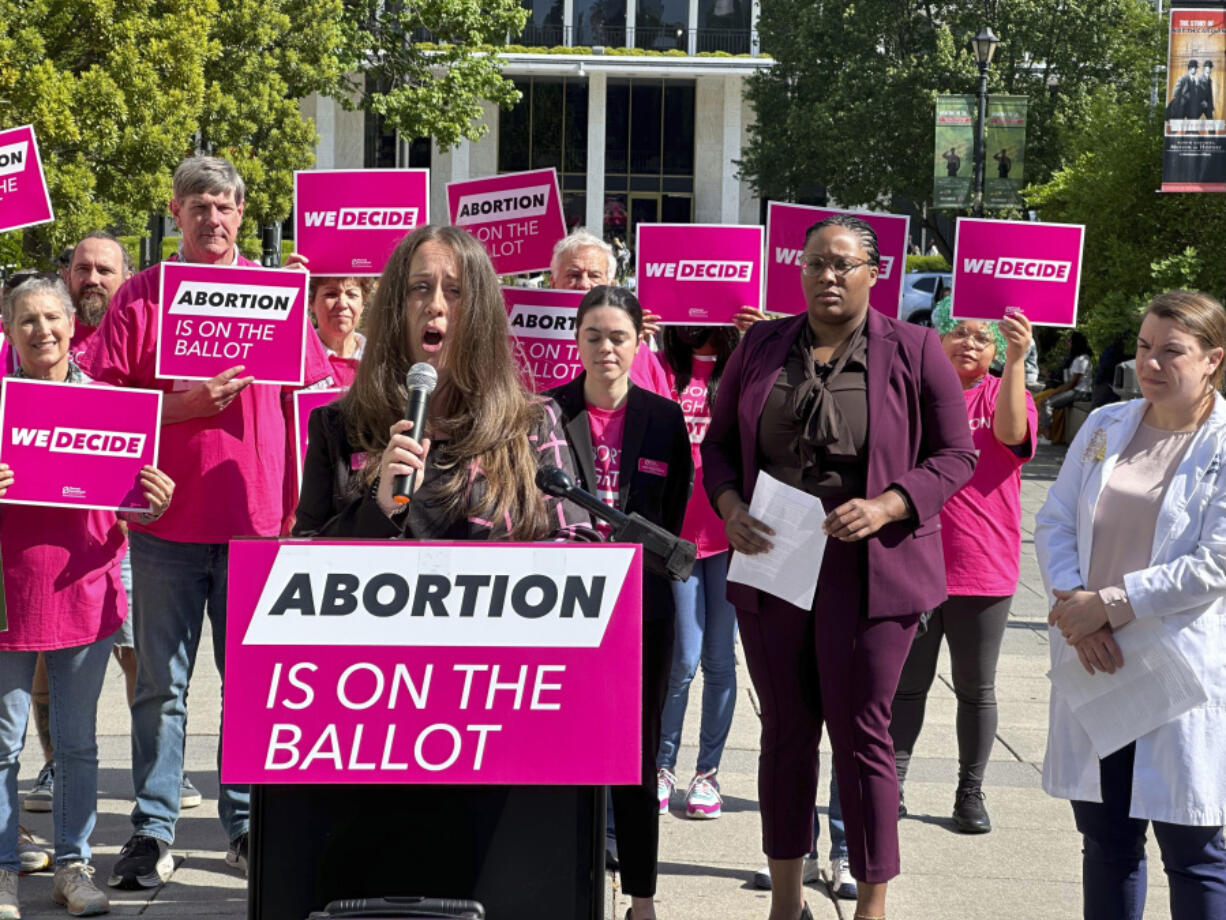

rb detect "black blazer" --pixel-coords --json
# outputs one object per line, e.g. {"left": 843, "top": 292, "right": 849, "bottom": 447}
{"left": 547, "top": 375, "right": 693, "bottom": 621}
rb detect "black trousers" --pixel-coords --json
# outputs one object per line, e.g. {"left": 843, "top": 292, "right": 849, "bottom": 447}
{"left": 610, "top": 616, "right": 674, "bottom": 898}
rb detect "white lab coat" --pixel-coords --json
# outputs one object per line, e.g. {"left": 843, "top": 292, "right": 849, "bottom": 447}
{"left": 1034, "top": 394, "right": 1226, "bottom": 826}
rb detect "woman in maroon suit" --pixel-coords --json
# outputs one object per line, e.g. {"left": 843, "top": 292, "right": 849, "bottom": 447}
{"left": 701, "top": 214, "right": 975, "bottom": 920}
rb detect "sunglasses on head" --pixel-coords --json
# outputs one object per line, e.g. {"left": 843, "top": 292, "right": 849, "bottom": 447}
{"left": 3, "top": 270, "right": 62, "bottom": 292}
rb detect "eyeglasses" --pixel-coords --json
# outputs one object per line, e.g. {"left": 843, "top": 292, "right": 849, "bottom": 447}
{"left": 948, "top": 326, "right": 995, "bottom": 349}
{"left": 799, "top": 257, "right": 871, "bottom": 279}
{"left": 2, "top": 270, "right": 62, "bottom": 292}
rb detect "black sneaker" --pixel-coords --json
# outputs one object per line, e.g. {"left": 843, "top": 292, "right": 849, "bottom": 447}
{"left": 226, "top": 832, "right": 249, "bottom": 876}
{"left": 108, "top": 835, "right": 173, "bottom": 889}
{"left": 952, "top": 786, "right": 992, "bottom": 834}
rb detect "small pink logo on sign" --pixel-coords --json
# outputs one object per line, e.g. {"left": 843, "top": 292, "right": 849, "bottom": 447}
{"left": 636, "top": 224, "right": 764, "bottom": 325}
{"left": 638, "top": 458, "right": 668, "bottom": 476}
{"left": 295, "top": 169, "right": 430, "bottom": 275}
{"left": 221, "top": 540, "right": 643, "bottom": 785}
{"left": 0, "top": 125, "right": 54, "bottom": 234}
{"left": 951, "top": 218, "right": 1085, "bottom": 327}
{"left": 293, "top": 388, "right": 346, "bottom": 491}
{"left": 0, "top": 379, "right": 161, "bottom": 511}
{"left": 765, "top": 202, "right": 910, "bottom": 319}
{"left": 448, "top": 169, "right": 567, "bottom": 275}
{"left": 157, "top": 262, "right": 309, "bottom": 386}
{"left": 503, "top": 287, "right": 584, "bottom": 391}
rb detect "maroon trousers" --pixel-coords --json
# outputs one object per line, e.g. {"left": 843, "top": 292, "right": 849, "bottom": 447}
{"left": 737, "top": 538, "right": 919, "bottom": 883}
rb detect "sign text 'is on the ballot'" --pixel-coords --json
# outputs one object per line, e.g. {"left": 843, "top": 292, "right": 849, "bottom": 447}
{"left": 0, "top": 124, "right": 54, "bottom": 234}
{"left": 448, "top": 168, "right": 567, "bottom": 276}
{"left": 503, "top": 287, "right": 584, "bottom": 392}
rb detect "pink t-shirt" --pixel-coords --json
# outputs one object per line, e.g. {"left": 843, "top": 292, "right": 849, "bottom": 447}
{"left": 0, "top": 374, "right": 126, "bottom": 651}
{"left": 79, "top": 256, "right": 334, "bottom": 543}
{"left": 941, "top": 374, "right": 1038, "bottom": 596}
{"left": 586, "top": 403, "right": 626, "bottom": 539}
{"left": 663, "top": 354, "right": 729, "bottom": 558}
{"left": 630, "top": 342, "right": 670, "bottom": 396}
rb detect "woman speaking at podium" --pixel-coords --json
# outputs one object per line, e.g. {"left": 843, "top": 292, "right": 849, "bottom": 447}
{"left": 547, "top": 285, "right": 692, "bottom": 920}
{"left": 293, "top": 225, "right": 593, "bottom": 540}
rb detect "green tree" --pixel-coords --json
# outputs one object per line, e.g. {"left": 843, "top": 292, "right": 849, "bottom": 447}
{"left": 741, "top": 0, "right": 1163, "bottom": 233}
{"left": 343, "top": 0, "right": 529, "bottom": 151}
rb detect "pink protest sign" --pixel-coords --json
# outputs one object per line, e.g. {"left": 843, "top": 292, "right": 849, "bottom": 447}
{"left": 156, "top": 262, "right": 309, "bottom": 386}
{"left": 951, "top": 218, "right": 1085, "bottom": 327}
{"left": 635, "top": 224, "right": 764, "bottom": 324}
{"left": 294, "top": 169, "right": 430, "bottom": 276}
{"left": 448, "top": 169, "right": 566, "bottom": 275}
{"left": 0, "top": 125, "right": 54, "bottom": 234}
{"left": 292, "top": 387, "right": 346, "bottom": 491}
{"left": 0, "top": 379, "right": 161, "bottom": 511}
{"left": 503, "top": 286, "right": 583, "bottom": 391}
{"left": 221, "top": 540, "right": 643, "bottom": 785}
{"left": 765, "top": 202, "right": 910, "bottom": 318}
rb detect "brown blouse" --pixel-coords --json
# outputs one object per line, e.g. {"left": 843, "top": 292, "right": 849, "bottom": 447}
{"left": 757, "top": 319, "right": 868, "bottom": 499}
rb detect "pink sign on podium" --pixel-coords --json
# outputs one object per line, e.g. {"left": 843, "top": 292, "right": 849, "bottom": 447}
{"left": 221, "top": 540, "right": 643, "bottom": 785}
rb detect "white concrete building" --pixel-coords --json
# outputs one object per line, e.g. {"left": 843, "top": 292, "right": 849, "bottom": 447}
{"left": 302, "top": 4, "right": 772, "bottom": 244}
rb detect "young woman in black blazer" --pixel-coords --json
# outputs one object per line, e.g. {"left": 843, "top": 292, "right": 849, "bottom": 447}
{"left": 547, "top": 285, "right": 692, "bottom": 920}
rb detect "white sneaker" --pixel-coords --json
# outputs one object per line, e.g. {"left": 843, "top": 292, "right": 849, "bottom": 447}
{"left": 656, "top": 768, "right": 676, "bottom": 815}
{"left": 52, "top": 863, "right": 109, "bottom": 916}
{"left": 828, "top": 856, "right": 858, "bottom": 899}
{"left": 0, "top": 868, "right": 19, "bottom": 919}
{"left": 752, "top": 854, "right": 820, "bottom": 890}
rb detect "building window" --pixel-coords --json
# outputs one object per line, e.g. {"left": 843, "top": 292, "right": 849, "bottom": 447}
{"left": 573, "top": 0, "right": 625, "bottom": 46}
{"left": 697, "top": 0, "right": 751, "bottom": 53}
{"left": 635, "top": 0, "right": 687, "bottom": 51}
{"left": 520, "top": 0, "right": 564, "bottom": 46}
{"left": 499, "top": 78, "right": 589, "bottom": 173}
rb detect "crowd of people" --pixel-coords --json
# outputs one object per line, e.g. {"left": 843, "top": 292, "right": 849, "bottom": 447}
{"left": 0, "top": 154, "right": 1223, "bottom": 920}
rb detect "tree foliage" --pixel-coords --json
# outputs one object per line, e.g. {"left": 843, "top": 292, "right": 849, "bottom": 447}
{"left": 741, "top": 0, "right": 1164, "bottom": 218}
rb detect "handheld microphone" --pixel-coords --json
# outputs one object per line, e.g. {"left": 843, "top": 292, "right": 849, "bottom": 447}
{"left": 391, "top": 362, "right": 438, "bottom": 505}
{"left": 535, "top": 465, "right": 696, "bottom": 581}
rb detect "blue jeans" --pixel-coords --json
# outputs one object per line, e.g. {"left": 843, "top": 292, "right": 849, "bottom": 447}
{"left": 657, "top": 553, "right": 738, "bottom": 774}
{"left": 1071, "top": 743, "right": 1226, "bottom": 919}
{"left": 816, "top": 771, "right": 848, "bottom": 862}
{"left": 0, "top": 635, "right": 115, "bottom": 870}
{"left": 128, "top": 531, "right": 248, "bottom": 844}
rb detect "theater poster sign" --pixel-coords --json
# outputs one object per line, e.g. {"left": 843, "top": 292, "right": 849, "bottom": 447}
{"left": 0, "top": 379, "right": 162, "bottom": 511}
{"left": 448, "top": 169, "right": 567, "bottom": 275}
{"left": 0, "top": 124, "right": 54, "bottom": 234}
{"left": 765, "top": 202, "right": 909, "bottom": 319}
{"left": 221, "top": 541, "right": 643, "bottom": 785}
{"left": 295, "top": 169, "right": 431, "bottom": 274}
{"left": 1163, "top": 7, "right": 1226, "bottom": 192}
{"left": 156, "top": 263, "right": 309, "bottom": 386}
{"left": 951, "top": 218, "right": 1085, "bottom": 327}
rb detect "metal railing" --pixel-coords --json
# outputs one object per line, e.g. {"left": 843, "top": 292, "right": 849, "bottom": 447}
{"left": 501, "top": 24, "right": 760, "bottom": 54}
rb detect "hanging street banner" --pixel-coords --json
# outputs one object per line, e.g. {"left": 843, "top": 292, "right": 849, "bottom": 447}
{"left": 635, "top": 224, "right": 764, "bottom": 325}
{"left": 294, "top": 169, "right": 431, "bottom": 275}
{"left": 765, "top": 202, "right": 909, "bottom": 319}
{"left": 951, "top": 217, "right": 1085, "bottom": 327}
{"left": 502, "top": 287, "right": 584, "bottom": 392}
{"left": 0, "top": 125, "right": 54, "bottom": 234}
{"left": 447, "top": 169, "right": 567, "bottom": 275}
{"left": 934, "top": 95, "right": 975, "bottom": 208}
{"left": 156, "top": 263, "right": 310, "bottom": 386}
{"left": 984, "top": 96, "right": 1029, "bottom": 209}
{"left": 0, "top": 379, "right": 162, "bottom": 511}
{"left": 221, "top": 540, "right": 643, "bottom": 784}
{"left": 1163, "top": 8, "right": 1226, "bottom": 192}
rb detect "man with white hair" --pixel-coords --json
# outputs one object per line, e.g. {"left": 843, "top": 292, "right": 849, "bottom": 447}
{"left": 80, "top": 156, "right": 331, "bottom": 890}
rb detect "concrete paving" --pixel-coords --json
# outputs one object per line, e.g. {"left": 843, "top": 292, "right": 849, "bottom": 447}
{"left": 12, "top": 443, "right": 1178, "bottom": 919}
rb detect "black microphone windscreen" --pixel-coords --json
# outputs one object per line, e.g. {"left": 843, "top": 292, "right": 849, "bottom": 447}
{"left": 535, "top": 465, "right": 574, "bottom": 498}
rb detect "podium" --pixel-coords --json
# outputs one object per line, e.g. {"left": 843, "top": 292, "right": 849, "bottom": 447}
{"left": 224, "top": 540, "right": 642, "bottom": 920}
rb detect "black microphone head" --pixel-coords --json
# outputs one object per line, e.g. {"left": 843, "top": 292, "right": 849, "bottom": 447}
{"left": 406, "top": 362, "right": 438, "bottom": 393}
{"left": 536, "top": 464, "right": 574, "bottom": 498}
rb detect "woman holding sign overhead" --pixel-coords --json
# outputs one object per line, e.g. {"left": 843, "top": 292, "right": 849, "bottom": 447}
{"left": 0, "top": 275, "right": 174, "bottom": 919}
{"left": 701, "top": 214, "right": 975, "bottom": 920}
{"left": 1035, "top": 291, "right": 1226, "bottom": 919}
{"left": 547, "top": 285, "right": 691, "bottom": 920}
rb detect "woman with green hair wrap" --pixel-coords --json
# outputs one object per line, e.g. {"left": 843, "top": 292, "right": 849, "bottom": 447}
{"left": 889, "top": 297, "right": 1037, "bottom": 834}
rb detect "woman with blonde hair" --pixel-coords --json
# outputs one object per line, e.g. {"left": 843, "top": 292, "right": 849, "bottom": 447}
{"left": 1036, "top": 290, "right": 1226, "bottom": 918}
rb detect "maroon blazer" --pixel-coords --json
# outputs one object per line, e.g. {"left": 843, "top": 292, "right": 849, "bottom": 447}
{"left": 701, "top": 308, "right": 976, "bottom": 619}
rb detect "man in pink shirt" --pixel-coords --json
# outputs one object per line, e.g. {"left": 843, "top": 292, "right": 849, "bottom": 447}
{"left": 79, "top": 156, "right": 332, "bottom": 890}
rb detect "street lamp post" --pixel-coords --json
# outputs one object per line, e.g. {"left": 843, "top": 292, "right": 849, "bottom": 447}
{"left": 971, "top": 27, "right": 999, "bottom": 218}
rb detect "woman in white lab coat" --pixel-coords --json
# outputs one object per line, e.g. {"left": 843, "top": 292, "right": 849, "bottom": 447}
{"left": 1034, "top": 290, "right": 1226, "bottom": 920}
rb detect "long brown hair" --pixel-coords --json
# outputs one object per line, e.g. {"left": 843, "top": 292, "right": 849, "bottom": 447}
{"left": 341, "top": 225, "right": 550, "bottom": 539}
